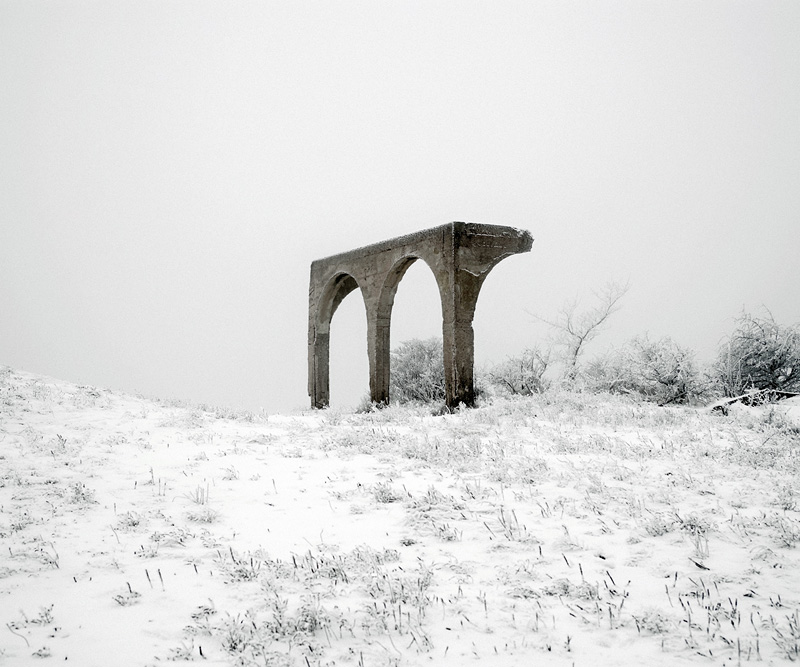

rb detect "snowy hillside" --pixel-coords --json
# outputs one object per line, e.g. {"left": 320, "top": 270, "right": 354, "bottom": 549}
{"left": 1, "top": 366, "right": 799, "bottom": 666}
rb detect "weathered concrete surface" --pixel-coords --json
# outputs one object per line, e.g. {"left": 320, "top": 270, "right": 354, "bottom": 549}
{"left": 308, "top": 222, "right": 533, "bottom": 409}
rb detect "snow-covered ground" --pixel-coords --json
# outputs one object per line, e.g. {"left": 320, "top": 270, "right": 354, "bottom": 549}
{"left": 1, "top": 365, "right": 799, "bottom": 666}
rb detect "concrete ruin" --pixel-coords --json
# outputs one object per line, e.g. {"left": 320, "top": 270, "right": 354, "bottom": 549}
{"left": 308, "top": 222, "right": 533, "bottom": 410}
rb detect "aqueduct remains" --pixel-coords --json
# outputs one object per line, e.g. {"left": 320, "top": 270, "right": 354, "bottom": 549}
{"left": 308, "top": 222, "right": 533, "bottom": 410}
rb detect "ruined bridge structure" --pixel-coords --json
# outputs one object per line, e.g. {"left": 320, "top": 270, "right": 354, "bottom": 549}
{"left": 308, "top": 222, "right": 533, "bottom": 410}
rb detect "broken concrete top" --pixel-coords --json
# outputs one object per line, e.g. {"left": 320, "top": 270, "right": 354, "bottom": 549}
{"left": 312, "top": 221, "right": 532, "bottom": 267}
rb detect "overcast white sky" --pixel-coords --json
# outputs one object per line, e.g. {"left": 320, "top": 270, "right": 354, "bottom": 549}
{"left": 2, "top": 1, "right": 799, "bottom": 412}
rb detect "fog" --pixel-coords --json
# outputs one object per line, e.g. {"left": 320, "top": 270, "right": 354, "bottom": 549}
{"left": 2, "top": 1, "right": 798, "bottom": 411}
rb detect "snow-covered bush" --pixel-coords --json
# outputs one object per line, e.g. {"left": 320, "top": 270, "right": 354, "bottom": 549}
{"left": 389, "top": 338, "right": 446, "bottom": 404}
{"left": 715, "top": 312, "right": 800, "bottom": 396}
{"left": 586, "top": 335, "right": 703, "bottom": 405}
{"left": 485, "top": 347, "right": 550, "bottom": 396}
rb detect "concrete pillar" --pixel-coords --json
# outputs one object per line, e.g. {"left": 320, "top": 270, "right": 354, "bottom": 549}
{"left": 441, "top": 269, "right": 486, "bottom": 409}
{"left": 310, "top": 331, "right": 330, "bottom": 409}
{"left": 367, "top": 315, "right": 391, "bottom": 405}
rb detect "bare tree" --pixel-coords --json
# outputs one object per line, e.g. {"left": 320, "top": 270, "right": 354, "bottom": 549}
{"left": 534, "top": 281, "right": 629, "bottom": 383}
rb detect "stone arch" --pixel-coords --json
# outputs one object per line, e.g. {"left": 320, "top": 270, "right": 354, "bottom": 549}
{"left": 377, "top": 254, "right": 451, "bottom": 321}
{"left": 308, "top": 222, "right": 533, "bottom": 410}
{"left": 315, "top": 272, "right": 362, "bottom": 334}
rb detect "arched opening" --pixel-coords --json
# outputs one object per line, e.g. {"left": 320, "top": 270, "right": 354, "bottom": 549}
{"left": 310, "top": 272, "right": 367, "bottom": 409}
{"left": 382, "top": 257, "right": 444, "bottom": 402}
{"left": 387, "top": 257, "right": 443, "bottom": 349}
{"left": 328, "top": 289, "right": 369, "bottom": 409}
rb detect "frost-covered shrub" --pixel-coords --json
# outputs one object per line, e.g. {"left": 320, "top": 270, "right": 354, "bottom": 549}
{"left": 715, "top": 312, "right": 800, "bottom": 396}
{"left": 586, "top": 335, "right": 702, "bottom": 405}
{"left": 485, "top": 347, "right": 550, "bottom": 396}
{"left": 389, "top": 338, "right": 446, "bottom": 404}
